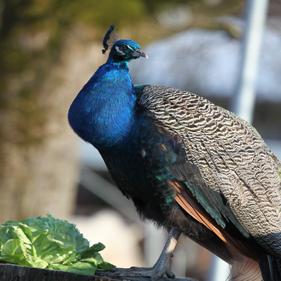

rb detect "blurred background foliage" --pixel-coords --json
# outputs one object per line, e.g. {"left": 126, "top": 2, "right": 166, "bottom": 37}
{"left": 0, "top": 0, "right": 243, "bottom": 83}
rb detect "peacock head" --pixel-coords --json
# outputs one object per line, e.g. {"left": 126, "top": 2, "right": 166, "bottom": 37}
{"left": 102, "top": 25, "right": 147, "bottom": 63}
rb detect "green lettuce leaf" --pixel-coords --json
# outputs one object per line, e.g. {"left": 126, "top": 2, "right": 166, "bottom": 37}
{"left": 0, "top": 215, "right": 114, "bottom": 275}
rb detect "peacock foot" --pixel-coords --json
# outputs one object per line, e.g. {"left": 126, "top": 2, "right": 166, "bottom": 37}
{"left": 128, "top": 265, "right": 175, "bottom": 279}
{"left": 101, "top": 264, "right": 175, "bottom": 280}
{"left": 96, "top": 228, "right": 180, "bottom": 280}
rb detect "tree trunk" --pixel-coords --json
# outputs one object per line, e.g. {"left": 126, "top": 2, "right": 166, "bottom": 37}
{"left": 0, "top": 26, "right": 103, "bottom": 222}
{"left": 0, "top": 57, "right": 78, "bottom": 221}
{"left": 0, "top": 264, "right": 196, "bottom": 281}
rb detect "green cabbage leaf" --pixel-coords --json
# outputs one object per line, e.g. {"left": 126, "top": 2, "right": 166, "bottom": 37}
{"left": 0, "top": 215, "right": 114, "bottom": 275}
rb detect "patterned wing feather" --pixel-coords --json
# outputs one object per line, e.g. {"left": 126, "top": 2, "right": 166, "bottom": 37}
{"left": 138, "top": 85, "right": 281, "bottom": 256}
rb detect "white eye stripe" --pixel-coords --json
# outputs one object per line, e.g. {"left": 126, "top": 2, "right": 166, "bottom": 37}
{"left": 126, "top": 45, "right": 134, "bottom": 51}
{"left": 115, "top": 46, "right": 126, "bottom": 55}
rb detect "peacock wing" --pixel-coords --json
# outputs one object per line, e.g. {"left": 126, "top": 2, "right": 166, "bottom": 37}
{"left": 137, "top": 85, "right": 281, "bottom": 256}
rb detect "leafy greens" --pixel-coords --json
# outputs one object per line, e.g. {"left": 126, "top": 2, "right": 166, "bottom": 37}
{"left": 0, "top": 215, "right": 113, "bottom": 275}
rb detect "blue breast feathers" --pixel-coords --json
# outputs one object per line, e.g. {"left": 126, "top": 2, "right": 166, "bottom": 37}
{"left": 68, "top": 61, "right": 137, "bottom": 148}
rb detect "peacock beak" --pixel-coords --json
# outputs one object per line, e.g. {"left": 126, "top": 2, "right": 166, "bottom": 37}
{"left": 132, "top": 49, "right": 148, "bottom": 59}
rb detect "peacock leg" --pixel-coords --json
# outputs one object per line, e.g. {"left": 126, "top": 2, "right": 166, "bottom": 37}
{"left": 104, "top": 227, "right": 181, "bottom": 280}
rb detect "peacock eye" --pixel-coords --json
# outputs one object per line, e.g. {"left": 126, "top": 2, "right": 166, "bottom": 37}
{"left": 120, "top": 45, "right": 129, "bottom": 51}
{"left": 115, "top": 45, "right": 126, "bottom": 55}
{"left": 125, "top": 45, "right": 134, "bottom": 51}
{"left": 121, "top": 45, "right": 134, "bottom": 52}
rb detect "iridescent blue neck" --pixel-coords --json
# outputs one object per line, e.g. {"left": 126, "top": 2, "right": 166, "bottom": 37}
{"left": 68, "top": 60, "right": 136, "bottom": 149}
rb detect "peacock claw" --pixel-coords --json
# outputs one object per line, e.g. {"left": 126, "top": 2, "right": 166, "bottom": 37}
{"left": 97, "top": 229, "right": 180, "bottom": 280}
{"left": 166, "top": 270, "right": 175, "bottom": 279}
{"left": 108, "top": 266, "right": 175, "bottom": 280}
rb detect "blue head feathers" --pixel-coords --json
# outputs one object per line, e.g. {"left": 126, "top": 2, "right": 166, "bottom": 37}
{"left": 102, "top": 25, "right": 147, "bottom": 63}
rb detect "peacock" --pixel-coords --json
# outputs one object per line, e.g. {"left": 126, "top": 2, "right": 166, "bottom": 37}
{"left": 68, "top": 26, "right": 281, "bottom": 281}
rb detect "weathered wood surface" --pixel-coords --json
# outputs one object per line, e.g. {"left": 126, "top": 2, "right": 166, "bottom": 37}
{"left": 0, "top": 264, "right": 196, "bottom": 281}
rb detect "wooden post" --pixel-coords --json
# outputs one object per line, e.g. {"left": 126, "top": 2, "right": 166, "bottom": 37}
{"left": 0, "top": 264, "right": 197, "bottom": 281}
